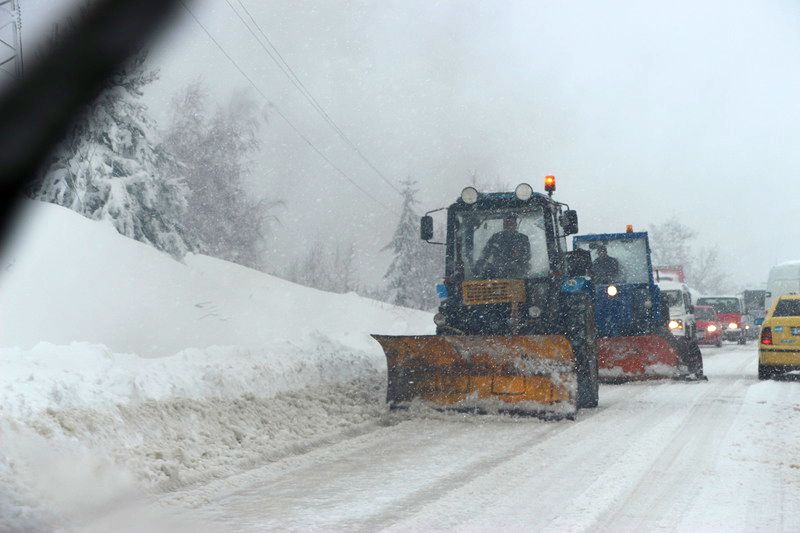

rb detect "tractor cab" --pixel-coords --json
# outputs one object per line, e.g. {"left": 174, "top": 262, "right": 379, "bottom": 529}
{"left": 573, "top": 231, "right": 665, "bottom": 338}
{"left": 422, "top": 181, "right": 587, "bottom": 336}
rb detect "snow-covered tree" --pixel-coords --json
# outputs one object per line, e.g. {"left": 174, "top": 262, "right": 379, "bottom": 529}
{"left": 164, "top": 82, "right": 281, "bottom": 270}
{"left": 469, "top": 170, "right": 512, "bottom": 193}
{"left": 166, "top": 80, "right": 280, "bottom": 269}
{"left": 649, "top": 217, "right": 730, "bottom": 294}
{"left": 383, "top": 179, "right": 440, "bottom": 310}
{"left": 285, "top": 239, "right": 359, "bottom": 294}
{"left": 31, "top": 53, "right": 195, "bottom": 258}
{"left": 688, "top": 246, "right": 729, "bottom": 294}
{"left": 649, "top": 217, "right": 695, "bottom": 269}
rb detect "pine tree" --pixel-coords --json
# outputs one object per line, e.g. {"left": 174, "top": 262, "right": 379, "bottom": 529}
{"left": 164, "top": 82, "right": 281, "bottom": 270}
{"left": 383, "top": 179, "right": 440, "bottom": 310}
{"left": 31, "top": 53, "right": 195, "bottom": 258}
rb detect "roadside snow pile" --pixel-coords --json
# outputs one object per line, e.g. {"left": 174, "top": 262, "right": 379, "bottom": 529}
{"left": 0, "top": 201, "right": 432, "bottom": 530}
{"left": 0, "top": 202, "right": 430, "bottom": 357}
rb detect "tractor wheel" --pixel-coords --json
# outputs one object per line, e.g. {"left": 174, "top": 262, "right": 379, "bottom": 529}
{"left": 684, "top": 339, "right": 705, "bottom": 377}
{"left": 673, "top": 336, "right": 706, "bottom": 379}
{"left": 564, "top": 294, "right": 599, "bottom": 409}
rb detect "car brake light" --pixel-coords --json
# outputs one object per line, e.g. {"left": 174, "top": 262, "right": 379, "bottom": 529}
{"left": 760, "top": 327, "right": 772, "bottom": 345}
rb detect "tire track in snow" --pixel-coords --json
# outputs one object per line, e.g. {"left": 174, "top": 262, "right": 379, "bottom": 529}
{"left": 590, "top": 351, "right": 753, "bottom": 531}
{"left": 381, "top": 379, "right": 711, "bottom": 530}
{"left": 179, "top": 381, "right": 656, "bottom": 531}
{"left": 322, "top": 374, "right": 669, "bottom": 531}
{"left": 384, "top": 350, "right": 750, "bottom": 531}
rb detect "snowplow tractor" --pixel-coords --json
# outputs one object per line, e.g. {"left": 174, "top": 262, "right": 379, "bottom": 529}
{"left": 573, "top": 231, "right": 704, "bottom": 382}
{"left": 373, "top": 179, "right": 599, "bottom": 419}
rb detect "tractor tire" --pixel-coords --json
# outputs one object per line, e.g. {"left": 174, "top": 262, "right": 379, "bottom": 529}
{"left": 672, "top": 335, "right": 706, "bottom": 380}
{"left": 563, "top": 294, "right": 599, "bottom": 409}
{"left": 684, "top": 339, "right": 705, "bottom": 378}
{"left": 578, "top": 347, "right": 600, "bottom": 409}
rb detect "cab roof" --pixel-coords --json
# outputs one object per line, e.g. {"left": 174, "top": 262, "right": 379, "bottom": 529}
{"left": 574, "top": 231, "right": 649, "bottom": 242}
{"left": 451, "top": 191, "right": 554, "bottom": 211}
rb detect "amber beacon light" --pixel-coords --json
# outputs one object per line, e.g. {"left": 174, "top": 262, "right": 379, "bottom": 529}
{"left": 544, "top": 175, "right": 556, "bottom": 196}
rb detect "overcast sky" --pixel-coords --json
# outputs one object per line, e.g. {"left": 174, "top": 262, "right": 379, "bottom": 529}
{"left": 20, "top": 0, "right": 800, "bottom": 289}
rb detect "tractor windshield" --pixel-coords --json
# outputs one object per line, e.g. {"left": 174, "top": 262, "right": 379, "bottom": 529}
{"left": 575, "top": 237, "right": 650, "bottom": 285}
{"left": 457, "top": 206, "right": 550, "bottom": 279}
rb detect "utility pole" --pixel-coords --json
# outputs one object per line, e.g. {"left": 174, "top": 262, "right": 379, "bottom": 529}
{"left": 0, "top": 0, "right": 23, "bottom": 81}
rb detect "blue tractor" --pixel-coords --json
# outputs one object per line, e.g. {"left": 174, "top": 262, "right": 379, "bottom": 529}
{"left": 573, "top": 230, "right": 704, "bottom": 381}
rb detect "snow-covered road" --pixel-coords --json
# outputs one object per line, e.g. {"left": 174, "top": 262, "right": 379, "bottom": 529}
{"left": 146, "top": 345, "right": 800, "bottom": 532}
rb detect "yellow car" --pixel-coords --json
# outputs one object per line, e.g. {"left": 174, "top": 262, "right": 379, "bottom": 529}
{"left": 759, "top": 294, "right": 800, "bottom": 379}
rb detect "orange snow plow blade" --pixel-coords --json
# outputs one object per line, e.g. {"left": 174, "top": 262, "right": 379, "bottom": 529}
{"left": 597, "top": 335, "right": 680, "bottom": 381}
{"left": 372, "top": 334, "right": 577, "bottom": 418}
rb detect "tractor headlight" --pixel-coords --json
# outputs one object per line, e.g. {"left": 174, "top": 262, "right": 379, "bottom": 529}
{"left": 728, "top": 322, "right": 738, "bottom": 330}
{"left": 669, "top": 319, "right": 683, "bottom": 330}
{"left": 607, "top": 285, "right": 619, "bottom": 297}
{"left": 515, "top": 183, "right": 533, "bottom": 201}
{"left": 460, "top": 187, "right": 479, "bottom": 204}
{"left": 707, "top": 324, "right": 717, "bottom": 332}
{"left": 433, "top": 313, "right": 447, "bottom": 327}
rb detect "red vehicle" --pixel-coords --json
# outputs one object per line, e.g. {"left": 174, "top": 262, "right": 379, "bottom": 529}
{"left": 696, "top": 296, "right": 748, "bottom": 344}
{"left": 694, "top": 305, "right": 723, "bottom": 347}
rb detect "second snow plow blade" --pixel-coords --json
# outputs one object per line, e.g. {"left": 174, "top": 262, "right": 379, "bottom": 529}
{"left": 372, "top": 334, "right": 577, "bottom": 418}
{"left": 597, "top": 335, "right": 680, "bottom": 381}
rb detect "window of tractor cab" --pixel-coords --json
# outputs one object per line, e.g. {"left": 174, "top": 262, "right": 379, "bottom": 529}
{"left": 772, "top": 299, "right": 800, "bottom": 317}
{"left": 457, "top": 206, "right": 550, "bottom": 280}
{"left": 574, "top": 237, "right": 650, "bottom": 284}
{"left": 696, "top": 297, "right": 741, "bottom": 314}
{"left": 694, "top": 307, "right": 717, "bottom": 320}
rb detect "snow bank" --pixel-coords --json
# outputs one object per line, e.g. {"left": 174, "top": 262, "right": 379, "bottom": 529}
{"left": 0, "top": 201, "right": 433, "bottom": 530}
{"left": 0, "top": 201, "right": 430, "bottom": 357}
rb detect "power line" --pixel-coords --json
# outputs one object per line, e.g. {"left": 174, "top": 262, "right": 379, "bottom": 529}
{"left": 178, "top": 0, "right": 399, "bottom": 216}
{"left": 225, "top": 0, "right": 403, "bottom": 197}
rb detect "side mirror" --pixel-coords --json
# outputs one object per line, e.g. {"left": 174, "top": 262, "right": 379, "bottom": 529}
{"left": 420, "top": 215, "right": 434, "bottom": 241}
{"left": 755, "top": 317, "right": 765, "bottom": 326}
{"left": 565, "top": 249, "right": 592, "bottom": 277}
{"left": 562, "top": 210, "right": 579, "bottom": 236}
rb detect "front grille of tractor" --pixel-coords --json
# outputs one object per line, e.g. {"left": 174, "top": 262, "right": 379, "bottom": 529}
{"left": 462, "top": 279, "right": 526, "bottom": 306}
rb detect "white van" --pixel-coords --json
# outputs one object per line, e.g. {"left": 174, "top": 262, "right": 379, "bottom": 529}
{"left": 766, "top": 261, "right": 800, "bottom": 310}
{"left": 657, "top": 279, "right": 697, "bottom": 341}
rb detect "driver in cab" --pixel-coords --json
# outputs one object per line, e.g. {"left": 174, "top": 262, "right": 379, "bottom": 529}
{"left": 475, "top": 216, "right": 531, "bottom": 279}
{"left": 592, "top": 243, "right": 620, "bottom": 284}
